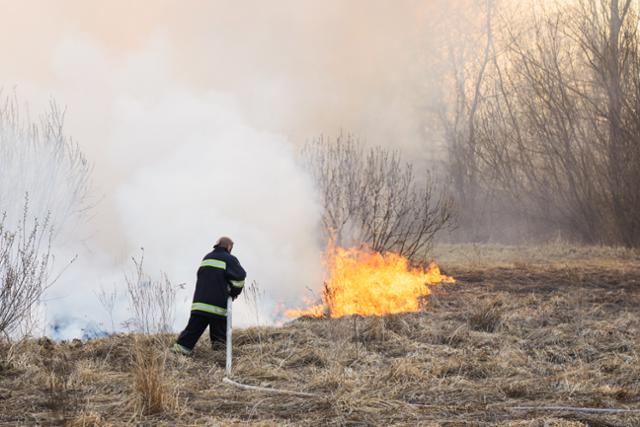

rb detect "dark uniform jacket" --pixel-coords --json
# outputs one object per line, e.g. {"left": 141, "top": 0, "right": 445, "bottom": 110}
{"left": 191, "top": 246, "right": 246, "bottom": 318}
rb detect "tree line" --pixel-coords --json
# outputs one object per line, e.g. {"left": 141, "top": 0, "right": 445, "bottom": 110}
{"left": 436, "top": 0, "right": 640, "bottom": 247}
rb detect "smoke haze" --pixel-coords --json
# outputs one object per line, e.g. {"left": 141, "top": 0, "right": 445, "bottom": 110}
{"left": 0, "top": 0, "right": 439, "bottom": 337}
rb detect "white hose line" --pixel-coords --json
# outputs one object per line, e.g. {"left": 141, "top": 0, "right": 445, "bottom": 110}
{"left": 225, "top": 296, "right": 233, "bottom": 377}
{"left": 512, "top": 406, "right": 640, "bottom": 414}
{"left": 222, "top": 376, "right": 317, "bottom": 397}
{"left": 224, "top": 296, "right": 318, "bottom": 398}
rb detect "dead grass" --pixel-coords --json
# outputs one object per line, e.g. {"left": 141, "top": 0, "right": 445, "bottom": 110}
{"left": 431, "top": 241, "right": 640, "bottom": 269}
{"left": 467, "top": 297, "right": 505, "bottom": 332}
{"left": 1, "top": 245, "right": 639, "bottom": 425}
{"left": 129, "top": 336, "right": 181, "bottom": 416}
{"left": 42, "top": 354, "right": 73, "bottom": 414}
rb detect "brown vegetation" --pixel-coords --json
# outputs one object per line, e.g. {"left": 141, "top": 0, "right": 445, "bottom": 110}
{"left": 1, "top": 246, "right": 639, "bottom": 425}
{"left": 129, "top": 336, "right": 180, "bottom": 416}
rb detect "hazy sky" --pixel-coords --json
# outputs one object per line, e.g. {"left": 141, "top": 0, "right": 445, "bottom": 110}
{"left": 1, "top": 0, "right": 432, "bottom": 149}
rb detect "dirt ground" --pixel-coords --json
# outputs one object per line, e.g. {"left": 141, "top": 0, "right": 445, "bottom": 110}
{"left": 1, "top": 244, "right": 639, "bottom": 426}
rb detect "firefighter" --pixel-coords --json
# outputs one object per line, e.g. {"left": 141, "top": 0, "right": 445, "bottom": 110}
{"left": 172, "top": 236, "right": 246, "bottom": 355}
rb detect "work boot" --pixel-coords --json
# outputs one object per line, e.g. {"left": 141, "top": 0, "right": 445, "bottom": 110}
{"left": 171, "top": 343, "right": 192, "bottom": 356}
{"left": 211, "top": 341, "right": 225, "bottom": 352}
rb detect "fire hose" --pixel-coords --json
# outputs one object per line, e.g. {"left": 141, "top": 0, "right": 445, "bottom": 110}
{"left": 222, "top": 296, "right": 316, "bottom": 397}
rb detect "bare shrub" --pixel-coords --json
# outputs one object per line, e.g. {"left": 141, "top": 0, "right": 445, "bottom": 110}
{"left": 0, "top": 200, "right": 52, "bottom": 338}
{"left": 96, "top": 284, "right": 118, "bottom": 334}
{"left": 304, "top": 134, "right": 454, "bottom": 259}
{"left": 125, "top": 250, "right": 176, "bottom": 334}
{"left": 0, "top": 92, "right": 92, "bottom": 235}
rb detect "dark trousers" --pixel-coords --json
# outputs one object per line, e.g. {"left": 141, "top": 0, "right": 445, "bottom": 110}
{"left": 176, "top": 312, "right": 226, "bottom": 350}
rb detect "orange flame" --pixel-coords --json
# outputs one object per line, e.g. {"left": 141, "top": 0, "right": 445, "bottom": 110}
{"left": 285, "top": 244, "right": 454, "bottom": 319}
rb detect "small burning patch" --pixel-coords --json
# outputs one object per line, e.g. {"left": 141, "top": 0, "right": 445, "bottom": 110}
{"left": 286, "top": 243, "right": 454, "bottom": 318}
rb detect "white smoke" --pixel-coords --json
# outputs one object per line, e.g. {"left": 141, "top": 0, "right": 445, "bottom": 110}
{"left": 113, "top": 89, "right": 324, "bottom": 328}
{"left": 7, "top": 35, "right": 323, "bottom": 339}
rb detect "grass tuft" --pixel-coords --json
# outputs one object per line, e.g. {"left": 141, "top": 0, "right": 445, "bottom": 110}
{"left": 130, "top": 336, "right": 179, "bottom": 416}
{"left": 467, "top": 297, "right": 505, "bottom": 332}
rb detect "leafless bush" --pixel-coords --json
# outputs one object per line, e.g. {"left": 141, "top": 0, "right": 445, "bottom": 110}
{"left": 96, "top": 284, "right": 118, "bottom": 334}
{"left": 0, "top": 200, "right": 52, "bottom": 339}
{"left": 0, "top": 92, "right": 92, "bottom": 235}
{"left": 304, "top": 134, "right": 454, "bottom": 259}
{"left": 125, "top": 250, "right": 176, "bottom": 334}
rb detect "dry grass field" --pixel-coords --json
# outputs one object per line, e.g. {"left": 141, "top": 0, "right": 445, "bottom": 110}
{"left": 1, "top": 244, "right": 639, "bottom": 426}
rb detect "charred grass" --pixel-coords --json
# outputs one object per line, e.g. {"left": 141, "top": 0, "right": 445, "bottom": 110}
{"left": 1, "top": 247, "right": 639, "bottom": 426}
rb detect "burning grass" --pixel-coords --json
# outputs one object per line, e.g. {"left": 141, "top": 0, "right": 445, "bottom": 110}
{"left": 1, "top": 246, "right": 639, "bottom": 425}
{"left": 285, "top": 244, "right": 455, "bottom": 319}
